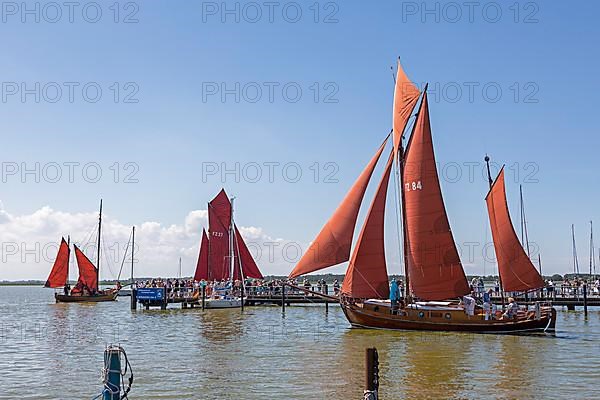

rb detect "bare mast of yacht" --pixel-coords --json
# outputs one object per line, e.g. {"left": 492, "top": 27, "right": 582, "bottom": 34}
{"left": 229, "top": 197, "right": 236, "bottom": 283}
{"left": 97, "top": 199, "right": 103, "bottom": 289}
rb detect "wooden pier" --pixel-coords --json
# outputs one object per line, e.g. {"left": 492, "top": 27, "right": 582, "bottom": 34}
{"left": 130, "top": 284, "right": 600, "bottom": 311}
{"left": 131, "top": 284, "right": 338, "bottom": 310}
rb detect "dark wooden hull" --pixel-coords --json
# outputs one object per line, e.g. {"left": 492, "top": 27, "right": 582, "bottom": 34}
{"left": 55, "top": 290, "right": 118, "bottom": 303}
{"left": 341, "top": 299, "right": 556, "bottom": 334}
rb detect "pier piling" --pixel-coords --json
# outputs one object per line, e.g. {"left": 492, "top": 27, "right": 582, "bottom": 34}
{"left": 364, "top": 348, "right": 379, "bottom": 400}
{"left": 281, "top": 283, "right": 286, "bottom": 313}
{"left": 324, "top": 283, "right": 329, "bottom": 313}
{"left": 201, "top": 285, "right": 206, "bottom": 310}
{"left": 130, "top": 288, "right": 137, "bottom": 311}
{"left": 161, "top": 287, "right": 167, "bottom": 310}
{"left": 583, "top": 282, "right": 588, "bottom": 317}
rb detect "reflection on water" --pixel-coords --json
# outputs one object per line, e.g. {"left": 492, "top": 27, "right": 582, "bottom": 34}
{"left": 1, "top": 287, "right": 600, "bottom": 399}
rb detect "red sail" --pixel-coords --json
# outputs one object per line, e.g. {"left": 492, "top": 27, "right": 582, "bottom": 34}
{"left": 289, "top": 137, "right": 389, "bottom": 278}
{"left": 342, "top": 151, "right": 394, "bottom": 299}
{"left": 194, "top": 229, "right": 209, "bottom": 281}
{"left": 403, "top": 92, "right": 469, "bottom": 300}
{"left": 233, "top": 225, "right": 263, "bottom": 280}
{"left": 486, "top": 168, "right": 544, "bottom": 292}
{"left": 74, "top": 245, "right": 98, "bottom": 291}
{"left": 208, "top": 189, "right": 232, "bottom": 281}
{"left": 393, "top": 58, "right": 421, "bottom": 156}
{"left": 45, "top": 238, "right": 70, "bottom": 288}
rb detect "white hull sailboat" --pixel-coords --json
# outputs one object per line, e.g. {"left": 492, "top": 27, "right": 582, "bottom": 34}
{"left": 194, "top": 189, "right": 264, "bottom": 309}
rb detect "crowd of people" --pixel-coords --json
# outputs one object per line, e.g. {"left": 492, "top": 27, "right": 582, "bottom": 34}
{"left": 132, "top": 277, "right": 343, "bottom": 300}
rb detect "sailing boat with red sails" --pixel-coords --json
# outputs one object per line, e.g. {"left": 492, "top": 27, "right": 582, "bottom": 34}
{"left": 288, "top": 59, "right": 556, "bottom": 333}
{"left": 194, "top": 189, "right": 263, "bottom": 308}
{"left": 45, "top": 200, "right": 119, "bottom": 303}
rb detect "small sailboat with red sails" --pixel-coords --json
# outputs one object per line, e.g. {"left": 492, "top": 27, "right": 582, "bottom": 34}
{"left": 194, "top": 189, "right": 263, "bottom": 309}
{"left": 45, "top": 200, "right": 119, "bottom": 303}
{"left": 288, "top": 59, "right": 556, "bottom": 333}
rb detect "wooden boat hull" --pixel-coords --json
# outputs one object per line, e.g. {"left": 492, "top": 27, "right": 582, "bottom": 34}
{"left": 341, "top": 299, "right": 556, "bottom": 334}
{"left": 55, "top": 290, "right": 118, "bottom": 303}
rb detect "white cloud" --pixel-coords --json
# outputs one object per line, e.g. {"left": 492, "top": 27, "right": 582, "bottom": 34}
{"left": 0, "top": 202, "right": 303, "bottom": 281}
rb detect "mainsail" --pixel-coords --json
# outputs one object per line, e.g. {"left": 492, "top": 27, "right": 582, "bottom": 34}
{"left": 288, "top": 137, "right": 389, "bottom": 278}
{"left": 341, "top": 151, "right": 394, "bottom": 299}
{"left": 208, "top": 189, "right": 232, "bottom": 281}
{"left": 393, "top": 58, "right": 421, "bottom": 156}
{"left": 74, "top": 245, "right": 98, "bottom": 291}
{"left": 403, "top": 91, "right": 469, "bottom": 300}
{"left": 45, "top": 238, "right": 70, "bottom": 288}
{"left": 195, "top": 189, "right": 263, "bottom": 281}
{"left": 486, "top": 168, "right": 544, "bottom": 292}
{"left": 194, "top": 229, "right": 209, "bottom": 281}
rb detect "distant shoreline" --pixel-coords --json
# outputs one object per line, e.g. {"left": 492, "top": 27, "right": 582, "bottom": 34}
{"left": 1, "top": 273, "right": 581, "bottom": 286}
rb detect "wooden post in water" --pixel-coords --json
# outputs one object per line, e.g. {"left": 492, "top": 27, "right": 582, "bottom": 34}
{"left": 324, "top": 282, "right": 329, "bottom": 313}
{"left": 130, "top": 288, "right": 137, "bottom": 311}
{"left": 241, "top": 281, "right": 245, "bottom": 312}
{"left": 364, "top": 348, "right": 379, "bottom": 400}
{"left": 583, "top": 282, "right": 588, "bottom": 317}
{"left": 281, "top": 282, "right": 286, "bottom": 313}
{"left": 130, "top": 226, "right": 136, "bottom": 311}
{"left": 201, "top": 285, "right": 206, "bottom": 310}
{"left": 161, "top": 287, "right": 167, "bottom": 310}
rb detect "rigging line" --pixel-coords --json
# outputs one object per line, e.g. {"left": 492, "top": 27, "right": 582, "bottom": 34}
{"left": 117, "top": 230, "right": 133, "bottom": 281}
{"left": 350, "top": 264, "right": 388, "bottom": 300}
{"left": 101, "top": 230, "right": 116, "bottom": 279}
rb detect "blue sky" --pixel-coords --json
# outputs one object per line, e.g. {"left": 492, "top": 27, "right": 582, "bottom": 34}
{"left": 1, "top": 1, "right": 599, "bottom": 279}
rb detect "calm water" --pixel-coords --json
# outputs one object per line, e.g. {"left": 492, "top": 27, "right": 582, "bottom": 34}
{"left": 1, "top": 287, "right": 599, "bottom": 399}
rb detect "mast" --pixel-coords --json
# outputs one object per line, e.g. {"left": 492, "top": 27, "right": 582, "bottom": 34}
{"left": 572, "top": 224, "right": 579, "bottom": 276}
{"left": 131, "top": 226, "right": 135, "bottom": 285}
{"left": 485, "top": 155, "right": 505, "bottom": 308}
{"left": 590, "top": 221, "right": 594, "bottom": 277}
{"left": 67, "top": 235, "right": 71, "bottom": 284}
{"left": 398, "top": 84, "right": 428, "bottom": 303}
{"left": 179, "top": 257, "right": 182, "bottom": 279}
{"left": 97, "top": 199, "right": 103, "bottom": 289}
{"left": 398, "top": 136, "right": 410, "bottom": 302}
{"left": 229, "top": 197, "right": 236, "bottom": 282}
{"left": 520, "top": 185, "right": 531, "bottom": 257}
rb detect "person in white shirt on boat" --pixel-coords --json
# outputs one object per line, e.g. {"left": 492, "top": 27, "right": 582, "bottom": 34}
{"left": 462, "top": 292, "right": 476, "bottom": 316}
{"left": 502, "top": 297, "right": 519, "bottom": 320}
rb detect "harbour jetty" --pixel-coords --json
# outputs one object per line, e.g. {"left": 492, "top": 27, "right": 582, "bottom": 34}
{"left": 129, "top": 280, "right": 600, "bottom": 311}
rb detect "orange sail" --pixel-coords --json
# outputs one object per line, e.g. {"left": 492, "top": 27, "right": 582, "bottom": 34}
{"left": 486, "top": 168, "right": 544, "bottom": 292}
{"left": 403, "top": 92, "right": 469, "bottom": 300}
{"left": 393, "top": 58, "right": 421, "bottom": 156}
{"left": 342, "top": 151, "right": 394, "bottom": 299}
{"left": 233, "top": 225, "right": 263, "bottom": 280}
{"left": 45, "top": 238, "right": 70, "bottom": 288}
{"left": 74, "top": 245, "right": 98, "bottom": 291}
{"left": 194, "top": 229, "right": 209, "bottom": 281}
{"left": 289, "top": 136, "right": 389, "bottom": 278}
